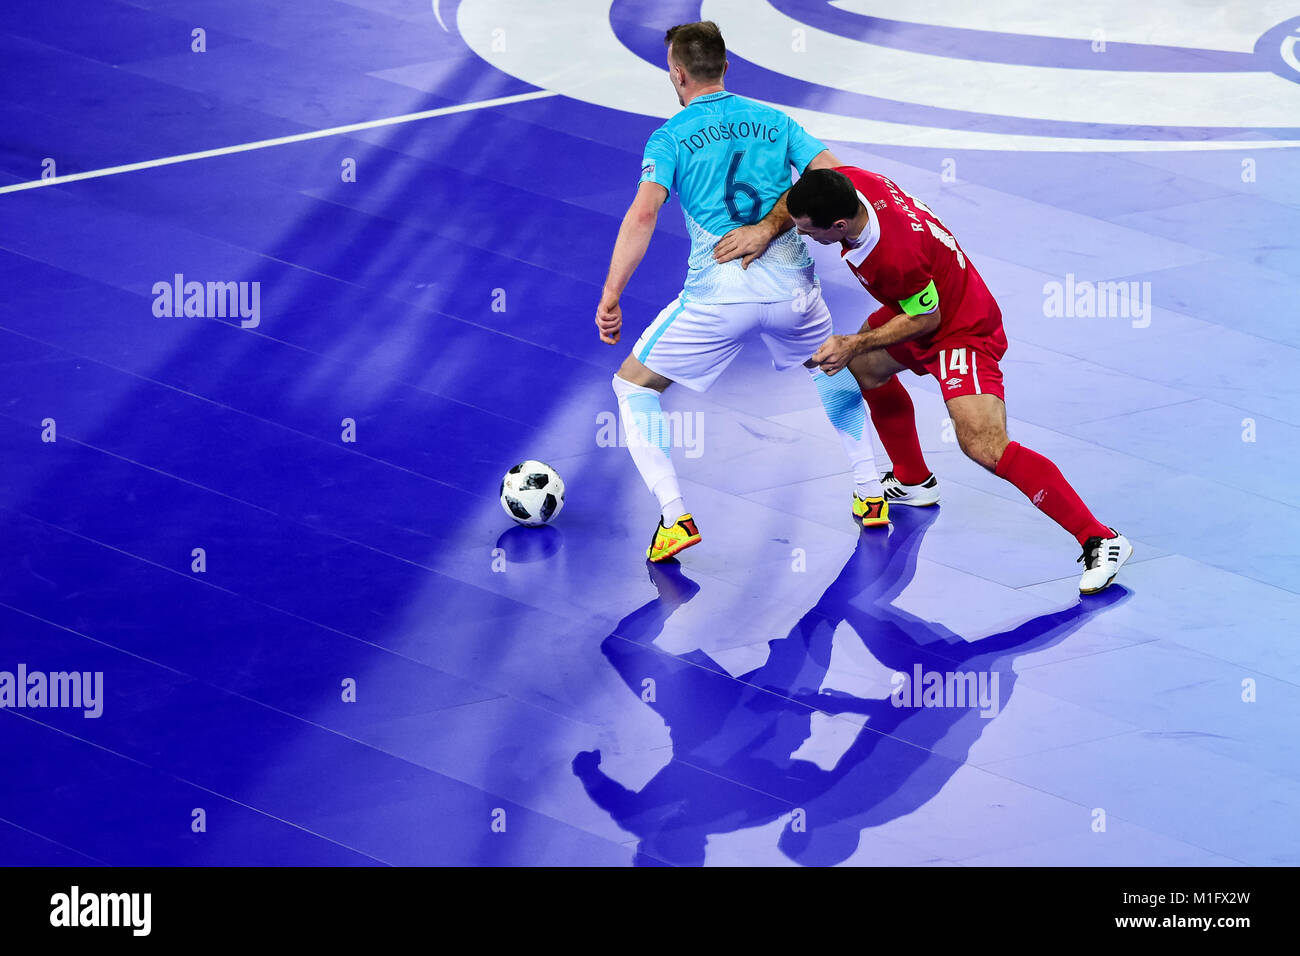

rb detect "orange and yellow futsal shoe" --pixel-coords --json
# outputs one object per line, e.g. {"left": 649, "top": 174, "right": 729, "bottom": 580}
{"left": 852, "top": 493, "right": 891, "bottom": 529}
{"left": 647, "top": 514, "right": 702, "bottom": 562}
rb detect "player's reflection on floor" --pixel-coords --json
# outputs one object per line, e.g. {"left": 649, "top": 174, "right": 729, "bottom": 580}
{"left": 572, "top": 507, "right": 1131, "bottom": 866}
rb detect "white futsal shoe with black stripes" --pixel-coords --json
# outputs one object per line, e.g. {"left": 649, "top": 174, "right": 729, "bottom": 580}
{"left": 1077, "top": 530, "right": 1133, "bottom": 594}
{"left": 880, "top": 471, "right": 941, "bottom": 507}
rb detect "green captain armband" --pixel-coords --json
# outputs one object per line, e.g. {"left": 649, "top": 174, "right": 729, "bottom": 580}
{"left": 899, "top": 280, "right": 939, "bottom": 316}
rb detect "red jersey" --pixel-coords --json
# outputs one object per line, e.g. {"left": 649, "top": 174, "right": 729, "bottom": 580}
{"left": 834, "top": 166, "right": 1006, "bottom": 358}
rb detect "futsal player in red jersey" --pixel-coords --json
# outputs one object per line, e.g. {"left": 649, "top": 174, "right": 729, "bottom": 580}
{"left": 714, "top": 166, "right": 1130, "bottom": 593}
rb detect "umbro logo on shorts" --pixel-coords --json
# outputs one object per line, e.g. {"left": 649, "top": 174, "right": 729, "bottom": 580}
{"left": 944, "top": 377, "right": 963, "bottom": 389}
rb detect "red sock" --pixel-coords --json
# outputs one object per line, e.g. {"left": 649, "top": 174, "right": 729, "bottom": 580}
{"left": 862, "top": 377, "right": 930, "bottom": 485}
{"left": 995, "top": 441, "right": 1111, "bottom": 546}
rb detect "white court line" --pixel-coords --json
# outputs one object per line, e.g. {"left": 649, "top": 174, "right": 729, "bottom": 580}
{"left": 0, "top": 88, "right": 559, "bottom": 196}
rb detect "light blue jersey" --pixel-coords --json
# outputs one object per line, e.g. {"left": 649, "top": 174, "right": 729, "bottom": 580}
{"left": 640, "top": 91, "right": 824, "bottom": 305}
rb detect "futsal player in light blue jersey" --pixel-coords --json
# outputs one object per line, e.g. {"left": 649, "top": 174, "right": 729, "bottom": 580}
{"left": 595, "top": 21, "right": 886, "bottom": 562}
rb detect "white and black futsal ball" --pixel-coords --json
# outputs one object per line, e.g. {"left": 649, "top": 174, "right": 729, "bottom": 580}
{"left": 499, "top": 460, "right": 565, "bottom": 527}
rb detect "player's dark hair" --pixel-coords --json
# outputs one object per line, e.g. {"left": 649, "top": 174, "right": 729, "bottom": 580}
{"left": 664, "top": 21, "right": 726, "bottom": 82}
{"left": 787, "top": 169, "right": 860, "bottom": 229}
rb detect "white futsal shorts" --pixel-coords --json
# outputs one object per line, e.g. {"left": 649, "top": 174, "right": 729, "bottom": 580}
{"left": 632, "top": 285, "right": 832, "bottom": 392}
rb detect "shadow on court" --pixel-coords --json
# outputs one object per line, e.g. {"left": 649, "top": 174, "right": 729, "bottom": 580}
{"left": 573, "top": 506, "right": 1130, "bottom": 866}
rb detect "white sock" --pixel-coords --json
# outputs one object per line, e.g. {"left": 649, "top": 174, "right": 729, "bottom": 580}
{"left": 659, "top": 497, "right": 686, "bottom": 526}
{"left": 810, "top": 368, "right": 882, "bottom": 498}
{"left": 612, "top": 374, "right": 686, "bottom": 521}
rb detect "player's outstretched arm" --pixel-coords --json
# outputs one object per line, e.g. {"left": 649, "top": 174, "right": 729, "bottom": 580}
{"left": 596, "top": 182, "right": 667, "bottom": 345}
{"left": 712, "top": 191, "right": 792, "bottom": 270}
{"left": 804, "top": 148, "right": 844, "bottom": 172}
{"left": 713, "top": 148, "right": 844, "bottom": 269}
{"left": 812, "top": 308, "right": 943, "bottom": 374}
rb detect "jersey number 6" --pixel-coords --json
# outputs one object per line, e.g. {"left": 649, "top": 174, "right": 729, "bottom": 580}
{"left": 725, "top": 151, "right": 762, "bottom": 225}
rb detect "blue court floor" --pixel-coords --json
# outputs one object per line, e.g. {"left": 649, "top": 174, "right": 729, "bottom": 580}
{"left": 1, "top": 0, "right": 1298, "bottom": 866}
